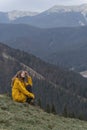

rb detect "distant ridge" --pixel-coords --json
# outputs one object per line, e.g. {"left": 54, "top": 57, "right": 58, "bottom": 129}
{"left": 46, "top": 4, "right": 87, "bottom": 13}
{"left": 1, "top": 23, "right": 87, "bottom": 71}
{"left": 0, "top": 4, "right": 87, "bottom": 27}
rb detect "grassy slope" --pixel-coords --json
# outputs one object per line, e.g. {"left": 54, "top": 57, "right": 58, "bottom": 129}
{"left": 0, "top": 95, "right": 87, "bottom": 130}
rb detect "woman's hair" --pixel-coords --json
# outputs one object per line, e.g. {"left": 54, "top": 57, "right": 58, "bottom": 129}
{"left": 11, "top": 70, "right": 25, "bottom": 86}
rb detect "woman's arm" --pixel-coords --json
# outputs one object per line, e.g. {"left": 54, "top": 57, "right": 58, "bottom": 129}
{"left": 26, "top": 76, "right": 33, "bottom": 86}
{"left": 25, "top": 71, "right": 33, "bottom": 86}
{"left": 15, "top": 79, "right": 34, "bottom": 99}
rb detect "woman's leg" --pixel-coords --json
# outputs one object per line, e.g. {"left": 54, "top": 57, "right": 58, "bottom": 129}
{"left": 26, "top": 85, "right": 32, "bottom": 92}
{"left": 26, "top": 85, "right": 34, "bottom": 104}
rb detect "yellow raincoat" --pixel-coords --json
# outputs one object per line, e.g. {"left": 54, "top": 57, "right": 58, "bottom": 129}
{"left": 12, "top": 76, "right": 35, "bottom": 102}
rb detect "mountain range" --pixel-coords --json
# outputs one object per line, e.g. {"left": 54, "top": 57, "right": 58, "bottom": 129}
{"left": 1, "top": 3, "right": 87, "bottom": 122}
{"left": 0, "top": 23, "right": 87, "bottom": 71}
{"left": 0, "top": 42, "right": 87, "bottom": 120}
{"left": 1, "top": 4, "right": 87, "bottom": 28}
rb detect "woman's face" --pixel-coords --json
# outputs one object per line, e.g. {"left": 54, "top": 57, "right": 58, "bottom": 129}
{"left": 21, "top": 71, "right": 26, "bottom": 78}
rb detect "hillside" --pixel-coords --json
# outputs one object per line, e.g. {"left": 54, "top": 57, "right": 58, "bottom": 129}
{"left": 0, "top": 42, "right": 45, "bottom": 93}
{"left": 1, "top": 24, "right": 87, "bottom": 71}
{"left": 0, "top": 95, "right": 87, "bottom": 130}
{"left": 0, "top": 42, "right": 87, "bottom": 120}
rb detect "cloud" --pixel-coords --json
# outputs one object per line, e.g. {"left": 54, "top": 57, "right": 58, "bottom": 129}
{"left": 0, "top": 0, "right": 87, "bottom": 12}
{"left": 52, "top": 0, "right": 87, "bottom": 5}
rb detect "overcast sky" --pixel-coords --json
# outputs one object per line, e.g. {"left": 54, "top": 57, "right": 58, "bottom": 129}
{"left": 0, "top": 0, "right": 87, "bottom": 12}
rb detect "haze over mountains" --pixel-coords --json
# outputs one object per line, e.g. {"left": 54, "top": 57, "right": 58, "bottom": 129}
{"left": 0, "top": 23, "right": 87, "bottom": 71}
{"left": 1, "top": 4, "right": 87, "bottom": 28}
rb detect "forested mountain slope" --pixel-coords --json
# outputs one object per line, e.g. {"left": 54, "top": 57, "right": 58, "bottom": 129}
{"left": 0, "top": 43, "right": 87, "bottom": 120}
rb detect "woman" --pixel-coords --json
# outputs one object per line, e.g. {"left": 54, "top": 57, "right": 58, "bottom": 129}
{"left": 11, "top": 70, "right": 35, "bottom": 103}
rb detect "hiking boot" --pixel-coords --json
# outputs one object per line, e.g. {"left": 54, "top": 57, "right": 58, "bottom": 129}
{"left": 30, "top": 99, "right": 35, "bottom": 106}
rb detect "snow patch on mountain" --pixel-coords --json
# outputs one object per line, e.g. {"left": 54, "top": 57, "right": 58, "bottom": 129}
{"left": 78, "top": 20, "right": 85, "bottom": 26}
{"left": 8, "top": 10, "right": 38, "bottom": 20}
{"left": 46, "top": 4, "right": 87, "bottom": 14}
{"left": 46, "top": 5, "right": 79, "bottom": 14}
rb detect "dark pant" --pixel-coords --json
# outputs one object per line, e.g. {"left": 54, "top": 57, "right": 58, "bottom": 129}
{"left": 26, "top": 85, "right": 33, "bottom": 103}
{"left": 26, "top": 85, "right": 32, "bottom": 93}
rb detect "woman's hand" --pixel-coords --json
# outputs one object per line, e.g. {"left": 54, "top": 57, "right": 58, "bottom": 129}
{"left": 25, "top": 71, "right": 29, "bottom": 77}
